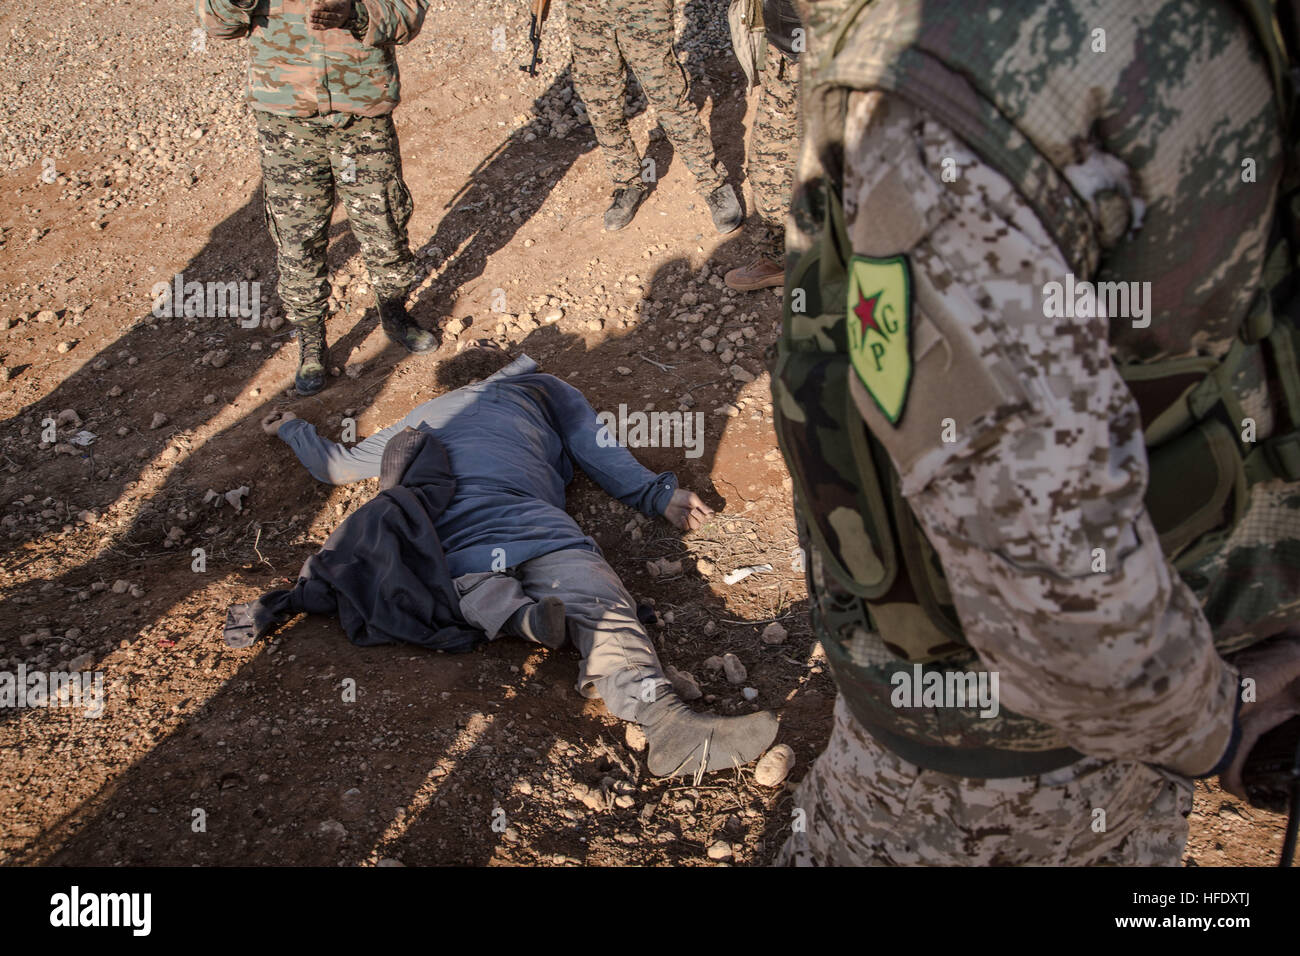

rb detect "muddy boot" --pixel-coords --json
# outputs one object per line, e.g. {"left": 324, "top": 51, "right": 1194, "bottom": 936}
{"left": 724, "top": 257, "right": 784, "bottom": 292}
{"left": 377, "top": 295, "right": 437, "bottom": 354}
{"left": 604, "top": 184, "right": 646, "bottom": 232}
{"left": 637, "top": 689, "right": 778, "bottom": 778}
{"left": 291, "top": 319, "right": 327, "bottom": 396}
{"left": 706, "top": 183, "right": 743, "bottom": 235}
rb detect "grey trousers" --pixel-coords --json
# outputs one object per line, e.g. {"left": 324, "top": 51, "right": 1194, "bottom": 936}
{"left": 453, "top": 548, "right": 670, "bottom": 721}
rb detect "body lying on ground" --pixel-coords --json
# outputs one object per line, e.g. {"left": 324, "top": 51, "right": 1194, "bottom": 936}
{"left": 245, "top": 349, "right": 779, "bottom": 778}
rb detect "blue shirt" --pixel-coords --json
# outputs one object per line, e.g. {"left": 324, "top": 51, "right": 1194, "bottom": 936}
{"left": 278, "top": 354, "right": 679, "bottom": 577}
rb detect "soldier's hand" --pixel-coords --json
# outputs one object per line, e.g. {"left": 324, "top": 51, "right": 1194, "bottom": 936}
{"left": 664, "top": 489, "right": 714, "bottom": 532}
{"left": 1220, "top": 633, "right": 1300, "bottom": 799}
{"left": 260, "top": 410, "right": 298, "bottom": 436}
{"left": 309, "top": 0, "right": 353, "bottom": 31}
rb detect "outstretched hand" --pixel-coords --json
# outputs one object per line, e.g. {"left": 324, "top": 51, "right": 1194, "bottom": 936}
{"left": 260, "top": 410, "right": 298, "bottom": 436}
{"left": 664, "top": 489, "right": 714, "bottom": 532}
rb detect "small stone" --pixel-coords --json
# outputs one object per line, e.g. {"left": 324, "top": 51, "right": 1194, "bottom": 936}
{"left": 111, "top": 579, "right": 130, "bottom": 594}
{"left": 224, "top": 485, "right": 250, "bottom": 512}
{"left": 761, "top": 622, "right": 788, "bottom": 645}
{"left": 625, "top": 723, "right": 647, "bottom": 753}
{"left": 207, "top": 349, "right": 231, "bottom": 369}
{"left": 69, "top": 652, "right": 94, "bottom": 671}
{"left": 107, "top": 385, "right": 122, "bottom": 397}
{"left": 729, "top": 364, "right": 755, "bottom": 383}
{"left": 616, "top": 366, "right": 632, "bottom": 376}
{"left": 129, "top": 585, "right": 145, "bottom": 599}
{"left": 665, "top": 665, "right": 702, "bottom": 701}
{"left": 645, "top": 557, "right": 682, "bottom": 578}
{"left": 203, "top": 394, "right": 216, "bottom": 404}
{"left": 56, "top": 341, "right": 73, "bottom": 354}
{"left": 722, "top": 653, "right": 747, "bottom": 685}
{"left": 56, "top": 408, "right": 82, "bottom": 427}
{"left": 754, "top": 744, "right": 796, "bottom": 787}
{"left": 318, "top": 820, "right": 347, "bottom": 840}
{"left": 741, "top": 687, "right": 759, "bottom": 701}
{"left": 149, "top": 412, "right": 168, "bottom": 430}
{"left": 706, "top": 841, "right": 733, "bottom": 862}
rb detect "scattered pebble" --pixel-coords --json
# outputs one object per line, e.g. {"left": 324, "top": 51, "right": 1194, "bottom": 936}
{"left": 706, "top": 841, "right": 733, "bottom": 862}
{"left": 754, "top": 744, "right": 796, "bottom": 787}
{"left": 224, "top": 485, "right": 250, "bottom": 512}
{"left": 625, "top": 724, "right": 647, "bottom": 753}
{"left": 665, "top": 664, "right": 701, "bottom": 701}
{"left": 722, "top": 652, "right": 747, "bottom": 685}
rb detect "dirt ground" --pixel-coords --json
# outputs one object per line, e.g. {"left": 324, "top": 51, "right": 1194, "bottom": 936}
{"left": 0, "top": 1, "right": 1289, "bottom": 867}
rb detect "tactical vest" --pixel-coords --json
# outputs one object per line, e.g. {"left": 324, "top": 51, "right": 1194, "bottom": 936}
{"left": 774, "top": 0, "right": 1300, "bottom": 775}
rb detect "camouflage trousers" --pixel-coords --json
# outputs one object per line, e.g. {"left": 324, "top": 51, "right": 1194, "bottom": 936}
{"left": 775, "top": 696, "right": 1193, "bottom": 866}
{"left": 567, "top": 0, "right": 724, "bottom": 195}
{"left": 749, "top": 53, "right": 798, "bottom": 259}
{"left": 255, "top": 110, "right": 418, "bottom": 326}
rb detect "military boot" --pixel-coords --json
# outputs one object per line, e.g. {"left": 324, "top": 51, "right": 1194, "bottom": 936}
{"left": 376, "top": 295, "right": 437, "bottom": 354}
{"left": 604, "top": 184, "right": 647, "bottom": 232}
{"left": 291, "top": 319, "right": 328, "bottom": 396}
{"left": 707, "top": 183, "right": 743, "bottom": 235}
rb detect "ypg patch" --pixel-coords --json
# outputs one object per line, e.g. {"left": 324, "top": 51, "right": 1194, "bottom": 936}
{"left": 846, "top": 254, "right": 912, "bottom": 425}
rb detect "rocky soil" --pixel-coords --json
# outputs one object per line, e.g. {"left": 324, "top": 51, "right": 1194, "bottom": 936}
{"left": 0, "top": 1, "right": 1289, "bottom": 867}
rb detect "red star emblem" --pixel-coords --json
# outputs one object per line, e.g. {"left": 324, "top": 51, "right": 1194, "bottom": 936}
{"left": 855, "top": 288, "right": 885, "bottom": 339}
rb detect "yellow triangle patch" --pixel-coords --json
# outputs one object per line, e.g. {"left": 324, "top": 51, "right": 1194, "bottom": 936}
{"left": 846, "top": 254, "right": 912, "bottom": 425}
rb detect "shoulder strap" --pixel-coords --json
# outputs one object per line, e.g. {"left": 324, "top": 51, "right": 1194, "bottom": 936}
{"left": 808, "top": 0, "right": 1101, "bottom": 278}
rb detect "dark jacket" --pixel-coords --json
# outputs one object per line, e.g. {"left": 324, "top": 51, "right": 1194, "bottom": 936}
{"left": 224, "top": 427, "right": 480, "bottom": 652}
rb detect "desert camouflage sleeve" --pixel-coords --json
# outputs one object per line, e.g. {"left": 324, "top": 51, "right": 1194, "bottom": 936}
{"left": 839, "top": 91, "right": 1239, "bottom": 778}
{"left": 197, "top": 0, "right": 262, "bottom": 39}
{"left": 358, "top": 0, "right": 428, "bottom": 46}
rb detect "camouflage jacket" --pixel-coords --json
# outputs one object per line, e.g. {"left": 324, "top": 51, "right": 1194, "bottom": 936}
{"left": 198, "top": 0, "right": 427, "bottom": 116}
{"left": 777, "top": 0, "right": 1300, "bottom": 778}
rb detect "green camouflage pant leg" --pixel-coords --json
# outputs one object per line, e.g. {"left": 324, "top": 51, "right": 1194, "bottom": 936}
{"left": 568, "top": 0, "right": 643, "bottom": 187}
{"left": 775, "top": 696, "right": 1192, "bottom": 866}
{"left": 750, "top": 53, "right": 798, "bottom": 258}
{"left": 328, "top": 114, "right": 418, "bottom": 302}
{"left": 256, "top": 110, "right": 335, "bottom": 325}
{"left": 618, "top": 0, "right": 723, "bottom": 194}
